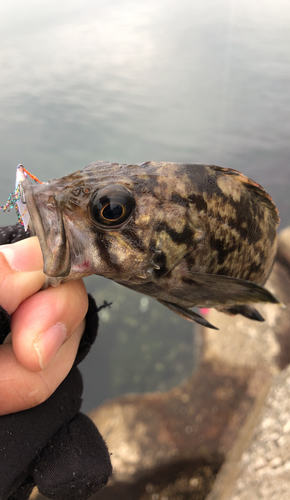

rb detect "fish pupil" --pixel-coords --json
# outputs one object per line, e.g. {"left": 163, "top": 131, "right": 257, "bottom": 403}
{"left": 90, "top": 184, "right": 135, "bottom": 227}
{"left": 102, "top": 202, "right": 124, "bottom": 220}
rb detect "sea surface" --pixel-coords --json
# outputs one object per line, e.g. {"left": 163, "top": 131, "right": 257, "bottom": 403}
{"left": 0, "top": 0, "right": 289, "bottom": 411}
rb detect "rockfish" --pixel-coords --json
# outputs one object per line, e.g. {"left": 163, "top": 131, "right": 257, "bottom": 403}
{"left": 20, "top": 161, "right": 280, "bottom": 329}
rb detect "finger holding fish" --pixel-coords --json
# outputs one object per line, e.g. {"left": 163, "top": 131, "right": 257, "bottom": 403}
{"left": 0, "top": 237, "right": 88, "bottom": 414}
{"left": 0, "top": 237, "right": 45, "bottom": 314}
{"left": 11, "top": 277, "right": 88, "bottom": 372}
{"left": 0, "top": 320, "right": 85, "bottom": 415}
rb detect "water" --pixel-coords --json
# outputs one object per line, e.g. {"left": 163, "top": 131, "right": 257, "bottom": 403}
{"left": 0, "top": 0, "right": 289, "bottom": 411}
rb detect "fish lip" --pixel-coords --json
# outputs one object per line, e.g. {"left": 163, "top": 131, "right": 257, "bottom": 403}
{"left": 21, "top": 179, "right": 71, "bottom": 278}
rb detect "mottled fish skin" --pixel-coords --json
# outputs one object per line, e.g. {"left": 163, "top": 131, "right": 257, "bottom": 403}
{"left": 21, "top": 161, "right": 280, "bottom": 328}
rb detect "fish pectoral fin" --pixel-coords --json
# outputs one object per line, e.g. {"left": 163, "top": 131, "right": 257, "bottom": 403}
{"left": 158, "top": 299, "right": 219, "bottom": 330}
{"left": 177, "top": 271, "right": 281, "bottom": 307}
{"left": 216, "top": 304, "right": 265, "bottom": 322}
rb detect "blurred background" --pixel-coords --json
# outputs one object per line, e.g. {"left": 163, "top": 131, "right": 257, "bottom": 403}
{"left": 0, "top": 0, "right": 289, "bottom": 412}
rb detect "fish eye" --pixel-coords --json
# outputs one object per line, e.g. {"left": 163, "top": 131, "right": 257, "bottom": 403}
{"left": 90, "top": 185, "right": 135, "bottom": 227}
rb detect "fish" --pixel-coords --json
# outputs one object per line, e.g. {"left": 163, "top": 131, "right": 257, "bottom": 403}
{"left": 19, "top": 161, "right": 281, "bottom": 329}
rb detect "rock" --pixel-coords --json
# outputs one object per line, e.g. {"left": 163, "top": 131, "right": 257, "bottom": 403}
{"left": 206, "top": 365, "right": 290, "bottom": 500}
{"left": 230, "top": 365, "right": 290, "bottom": 500}
{"left": 87, "top": 364, "right": 270, "bottom": 500}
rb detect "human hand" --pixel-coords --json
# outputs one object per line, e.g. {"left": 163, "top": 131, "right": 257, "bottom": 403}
{"left": 0, "top": 237, "right": 88, "bottom": 415}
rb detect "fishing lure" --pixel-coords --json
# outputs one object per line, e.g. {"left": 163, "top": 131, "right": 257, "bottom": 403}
{"left": 0, "top": 165, "right": 42, "bottom": 230}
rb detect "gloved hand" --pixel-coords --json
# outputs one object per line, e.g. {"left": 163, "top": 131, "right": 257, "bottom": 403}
{"left": 0, "top": 225, "right": 112, "bottom": 500}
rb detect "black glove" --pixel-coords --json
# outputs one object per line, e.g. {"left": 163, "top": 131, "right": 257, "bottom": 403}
{"left": 0, "top": 225, "right": 112, "bottom": 500}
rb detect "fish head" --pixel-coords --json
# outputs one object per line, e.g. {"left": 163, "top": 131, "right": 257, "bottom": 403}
{"left": 21, "top": 161, "right": 204, "bottom": 286}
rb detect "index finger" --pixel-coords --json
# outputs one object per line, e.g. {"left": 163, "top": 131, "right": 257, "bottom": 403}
{"left": 0, "top": 237, "right": 46, "bottom": 314}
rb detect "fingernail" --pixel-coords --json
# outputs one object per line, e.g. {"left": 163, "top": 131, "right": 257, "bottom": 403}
{"left": 34, "top": 323, "right": 67, "bottom": 370}
{"left": 0, "top": 239, "right": 43, "bottom": 272}
{"left": 0, "top": 247, "right": 23, "bottom": 271}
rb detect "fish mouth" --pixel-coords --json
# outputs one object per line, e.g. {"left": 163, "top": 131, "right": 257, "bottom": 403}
{"left": 21, "top": 179, "right": 71, "bottom": 278}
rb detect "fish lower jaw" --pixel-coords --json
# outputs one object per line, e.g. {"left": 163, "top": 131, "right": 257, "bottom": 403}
{"left": 43, "top": 269, "right": 93, "bottom": 287}
{"left": 43, "top": 276, "right": 63, "bottom": 288}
